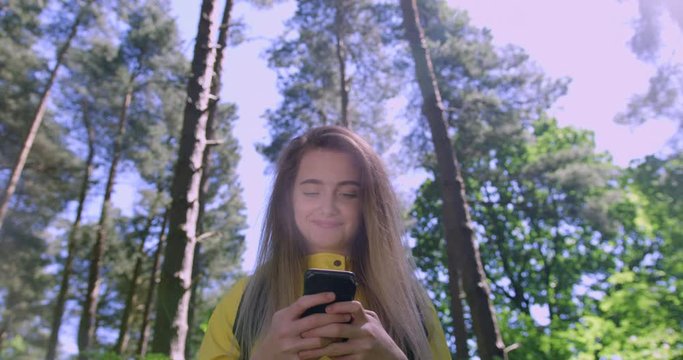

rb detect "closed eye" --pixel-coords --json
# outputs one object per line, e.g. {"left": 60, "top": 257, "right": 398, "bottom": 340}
{"left": 303, "top": 192, "right": 319, "bottom": 197}
{"left": 340, "top": 192, "right": 358, "bottom": 199}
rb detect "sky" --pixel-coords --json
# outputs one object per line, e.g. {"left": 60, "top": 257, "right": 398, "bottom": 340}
{"left": 164, "top": 0, "right": 679, "bottom": 274}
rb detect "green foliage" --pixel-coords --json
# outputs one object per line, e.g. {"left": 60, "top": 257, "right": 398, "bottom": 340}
{"left": 407, "top": 6, "right": 682, "bottom": 358}
{"left": 497, "top": 309, "right": 575, "bottom": 360}
{"left": 0, "top": 333, "right": 28, "bottom": 359}
{"left": 258, "top": 0, "right": 399, "bottom": 163}
{"left": 143, "top": 353, "right": 171, "bottom": 360}
{"left": 0, "top": 1, "right": 85, "bottom": 355}
{"left": 405, "top": 5, "right": 629, "bottom": 358}
{"left": 0, "top": 0, "right": 83, "bottom": 231}
{"left": 3, "top": 0, "right": 244, "bottom": 357}
{"left": 65, "top": 349, "right": 170, "bottom": 360}
{"left": 412, "top": 116, "right": 621, "bottom": 355}
{"left": 560, "top": 271, "right": 683, "bottom": 359}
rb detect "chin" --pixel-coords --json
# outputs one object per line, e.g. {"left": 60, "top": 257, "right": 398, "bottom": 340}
{"left": 309, "top": 239, "right": 348, "bottom": 254}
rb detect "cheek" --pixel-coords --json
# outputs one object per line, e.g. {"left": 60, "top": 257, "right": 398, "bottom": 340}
{"left": 292, "top": 196, "right": 315, "bottom": 232}
{"left": 344, "top": 203, "right": 362, "bottom": 227}
{"left": 293, "top": 196, "right": 313, "bottom": 216}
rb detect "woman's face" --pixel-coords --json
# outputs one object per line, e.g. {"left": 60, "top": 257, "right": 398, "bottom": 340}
{"left": 293, "top": 149, "right": 362, "bottom": 255}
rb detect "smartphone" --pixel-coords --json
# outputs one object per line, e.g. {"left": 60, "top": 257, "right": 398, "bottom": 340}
{"left": 301, "top": 269, "right": 357, "bottom": 317}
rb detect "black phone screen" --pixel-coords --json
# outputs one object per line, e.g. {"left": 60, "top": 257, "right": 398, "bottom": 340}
{"left": 302, "top": 269, "right": 357, "bottom": 317}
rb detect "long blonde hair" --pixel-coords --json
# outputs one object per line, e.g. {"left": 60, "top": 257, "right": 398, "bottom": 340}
{"left": 234, "top": 126, "right": 434, "bottom": 359}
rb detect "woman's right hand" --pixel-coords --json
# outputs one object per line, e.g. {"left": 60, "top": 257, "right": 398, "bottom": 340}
{"left": 250, "top": 292, "right": 351, "bottom": 360}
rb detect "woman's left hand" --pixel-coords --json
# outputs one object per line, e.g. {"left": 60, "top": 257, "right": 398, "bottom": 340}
{"left": 298, "top": 301, "right": 408, "bottom": 360}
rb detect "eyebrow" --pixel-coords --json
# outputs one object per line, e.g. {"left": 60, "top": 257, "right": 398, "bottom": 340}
{"left": 298, "top": 179, "right": 361, "bottom": 187}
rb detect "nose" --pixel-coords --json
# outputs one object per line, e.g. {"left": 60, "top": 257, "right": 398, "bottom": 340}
{"left": 319, "top": 191, "right": 340, "bottom": 216}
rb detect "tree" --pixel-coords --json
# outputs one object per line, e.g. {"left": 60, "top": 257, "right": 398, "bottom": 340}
{"left": 187, "top": 1, "right": 235, "bottom": 355}
{"left": 45, "top": 101, "right": 96, "bottom": 360}
{"left": 399, "top": 0, "right": 505, "bottom": 358}
{"left": 0, "top": 2, "right": 82, "bottom": 355}
{"left": 0, "top": 0, "right": 92, "bottom": 232}
{"left": 114, "top": 190, "right": 165, "bottom": 354}
{"left": 186, "top": 103, "right": 246, "bottom": 357}
{"left": 77, "top": 1, "right": 184, "bottom": 355}
{"left": 151, "top": 0, "right": 220, "bottom": 356}
{"left": 399, "top": 0, "right": 591, "bottom": 356}
{"left": 562, "top": 271, "right": 682, "bottom": 359}
{"left": 258, "top": 0, "right": 399, "bottom": 163}
{"left": 77, "top": 72, "right": 130, "bottom": 357}
{"left": 588, "top": 153, "right": 682, "bottom": 359}
{"left": 137, "top": 209, "right": 169, "bottom": 357}
{"left": 411, "top": 178, "right": 469, "bottom": 359}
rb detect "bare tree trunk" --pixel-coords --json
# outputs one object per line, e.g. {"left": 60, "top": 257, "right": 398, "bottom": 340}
{"left": 45, "top": 103, "right": 96, "bottom": 360}
{"left": 115, "top": 191, "right": 162, "bottom": 354}
{"left": 78, "top": 87, "right": 132, "bottom": 358}
{"left": 399, "top": 1, "right": 505, "bottom": 358}
{"left": 447, "top": 258, "right": 470, "bottom": 360}
{"left": 151, "top": 0, "right": 219, "bottom": 357}
{"left": 335, "top": 1, "right": 349, "bottom": 128}
{"left": 186, "top": 1, "right": 233, "bottom": 356}
{"left": 0, "top": 4, "right": 88, "bottom": 233}
{"left": 137, "top": 209, "right": 169, "bottom": 357}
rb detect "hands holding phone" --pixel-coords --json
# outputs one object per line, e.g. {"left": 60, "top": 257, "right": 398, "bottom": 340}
{"left": 250, "top": 292, "right": 352, "bottom": 360}
{"left": 251, "top": 268, "right": 407, "bottom": 360}
{"left": 251, "top": 294, "right": 407, "bottom": 360}
{"left": 299, "top": 300, "right": 408, "bottom": 360}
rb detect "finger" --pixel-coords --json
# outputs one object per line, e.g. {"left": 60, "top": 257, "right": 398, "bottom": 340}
{"left": 330, "top": 356, "right": 358, "bottom": 360}
{"left": 286, "top": 336, "right": 332, "bottom": 353}
{"left": 285, "top": 292, "right": 335, "bottom": 319}
{"left": 300, "top": 322, "right": 362, "bottom": 340}
{"left": 294, "top": 312, "right": 352, "bottom": 333}
{"left": 325, "top": 301, "right": 367, "bottom": 323}
{"left": 298, "top": 340, "right": 356, "bottom": 359}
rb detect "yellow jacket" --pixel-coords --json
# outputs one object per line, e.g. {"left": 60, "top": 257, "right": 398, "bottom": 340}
{"left": 198, "top": 253, "right": 451, "bottom": 359}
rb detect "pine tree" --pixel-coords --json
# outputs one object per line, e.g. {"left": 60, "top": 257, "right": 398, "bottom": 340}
{"left": 0, "top": 2, "right": 82, "bottom": 356}
{"left": 75, "top": 1, "right": 185, "bottom": 355}
{"left": 0, "top": 0, "right": 92, "bottom": 232}
{"left": 152, "top": 0, "right": 220, "bottom": 356}
{"left": 258, "top": 0, "right": 400, "bottom": 163}
{"left": 399, "top": 0, "right": 505, "bottom": 358}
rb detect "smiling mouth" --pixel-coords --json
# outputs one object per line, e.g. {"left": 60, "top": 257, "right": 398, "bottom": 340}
{"left": 312, "top": 220, "right": 343, "bottom": 228}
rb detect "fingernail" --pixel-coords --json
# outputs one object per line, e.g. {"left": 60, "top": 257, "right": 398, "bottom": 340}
{"left": 327, "top": 292, "right": 335, "bottom": 300}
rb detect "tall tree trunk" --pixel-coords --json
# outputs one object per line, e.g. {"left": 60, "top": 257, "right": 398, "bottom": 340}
{"left": 335, "top": 1, "right": 349, "bottom": 128}
{"left": 0, "top": 4, "right": 88, "bottom": 233}
{"left": 447, "top": 259, "right": 470, "bottom": 360}
{"left": 186, "top": 1, "right": 233, "bottom": 356}
{"left": 114, "top": 191, "right": 162, "bottom": 354}
{"left": 399, "top": 1, "right": 506, "bottom": 359}
{"left": 137, "top": 209, "right": 169, "bottom": 357}
{"left": 151, "top": 0, "right": 219, "bottom": 357}
{"left": 78, "top": 86, "right": 133, "bottom": 358}
{"left": 45, "top": 102, "right": 96, "bottom": 360}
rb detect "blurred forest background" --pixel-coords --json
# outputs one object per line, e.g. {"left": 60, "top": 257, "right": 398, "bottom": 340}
{"left": 0, "top": 0, "right": 681, "bottom": 359}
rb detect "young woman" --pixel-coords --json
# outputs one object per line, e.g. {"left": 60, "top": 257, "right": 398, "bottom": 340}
{"left": 198, "top": 126, "right": 450, "bottom": 359}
